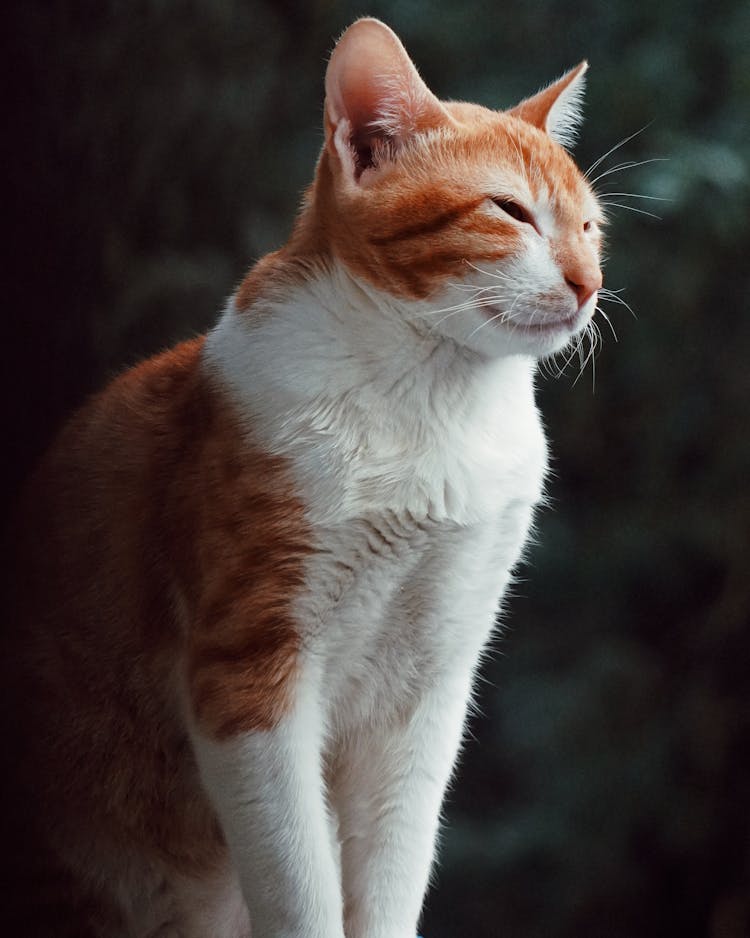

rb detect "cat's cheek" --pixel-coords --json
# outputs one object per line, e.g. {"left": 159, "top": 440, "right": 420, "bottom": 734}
{"left": 418, "top": 243, "right": 570, "bottom": 358}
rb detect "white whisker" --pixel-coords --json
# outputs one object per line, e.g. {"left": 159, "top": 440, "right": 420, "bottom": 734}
{"left": 589, "top": 157, "right": 668, "bottom": 187}
{"left": 554, "top": 333, "right": 583, "bottom": 376}
{"left": 422, "top": 296, "right": 500, "bottom": 318}
{"left": 584, "top": 122, "right": 654, "bottom": 179}
{"left": 599, "top": 201, "right": 661, "bottom": 220}
{"left": 464, "top": 291, "right": 528, "bottom": 341}
{"left": 599, "top": 288, "right": 637, "bottom": 319}
{"left": 449, "top": 283, "right": 498, "bottom": 295}
{"left": 596, "top": 305, "right": 618, "bottom": 341}
{"left": 600, "top": 191, "right": 672, "bottom": 202}
{"left": 572, "top": 322, "right": 599, "bottom": 390}
{"left": 465, "top": 309, "right": 511, "bottom": 341}
{"left": 463, "top": 260, "right": 517, "bottom": 284}
{"left": 427, "top": 300, "right": 494, "bottom": 331}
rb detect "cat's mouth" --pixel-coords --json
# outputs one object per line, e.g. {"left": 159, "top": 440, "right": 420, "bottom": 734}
{"left": 515, "top": 310, "right": 582, "bottom": 334}
{"left": 482, "top": 303, "right": 585, "bottom": 337}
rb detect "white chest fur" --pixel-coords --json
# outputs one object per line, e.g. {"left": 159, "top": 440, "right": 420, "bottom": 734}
{"left": 205, "top": 265, "right": 548, "bottom": 735}
{"left": 300, "top": 504, "right": 538, "bottom": 738}
{"left": 197, "top": 265, "right": 549, "bottom": 938}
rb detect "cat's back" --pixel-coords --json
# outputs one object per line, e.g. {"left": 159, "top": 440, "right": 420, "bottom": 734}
{"left": 7, "top": 336, "right": 207, "bottom": 655}
{"left": 12, "top": 337, "right": 205, "bottom": 524}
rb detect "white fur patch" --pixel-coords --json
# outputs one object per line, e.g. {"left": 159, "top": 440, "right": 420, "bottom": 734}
{"left": 205, "top": 263, "right": 547, "bottom": 526}
{"left": 201, "top": 260, "right": 548, "bottom": 936}
{"left": 191, "top": 665, "right": 345, "bottom": 938}
{"left": 546, "top": 64, "right": 588, "bottom": 150}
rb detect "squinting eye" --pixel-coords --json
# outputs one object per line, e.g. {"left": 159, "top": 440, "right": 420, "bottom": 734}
{"left": 491, "top": 197, "right": 535, "bottom": 228}
{"left": 583, "top": 220, "right": 593, "bottom": 232}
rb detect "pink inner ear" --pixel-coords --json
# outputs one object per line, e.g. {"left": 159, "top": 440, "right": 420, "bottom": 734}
{"left": 325, "top": 19, "right": 449, "bottom": 177}
{"left": 329, "top": 52, "right": 399, "bottom": 174}
{"left": 327, "top": 42, "right": 399, "bottom": 133}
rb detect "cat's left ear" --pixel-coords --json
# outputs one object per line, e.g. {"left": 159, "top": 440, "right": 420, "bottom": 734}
{"left": 324, "top": 18, "right": 452, "bottom": 184}
{"left": 509, "top": 62, "right": 588, "bottom": 149}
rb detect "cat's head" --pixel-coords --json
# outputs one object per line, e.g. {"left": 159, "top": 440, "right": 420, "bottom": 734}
{"left": 297, "top": 18, "right": 604, "bottom": 359}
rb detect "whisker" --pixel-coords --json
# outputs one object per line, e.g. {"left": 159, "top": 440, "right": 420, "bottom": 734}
{"left": 539, "top": 357, "right": 557, "bottom": 379}
{"left": 589, "top": 157, "right": 668, "bottom": 187}
{"left": 599, "top": 201, "right": 662, "bottom": 220}
{"left": 599, "top": 288, "right": 637, "bottom": 320}
{"left": 572, "top": 322, "right": 598, "bottom": 390}
{"left": 465, "top": 291, "right": 529, "bottom": 340}
{"left": 449, "top": 283, "right": 501, "bottom": 295}
{"left": 600, "top": 191, "right": 672, "bottom": 202}
{"left": 463, "top": 260, "right": 517, "bottom": 284}
{"left": 447, "top": 279, "right": 514, "bottom": 297}
{"left": 596, "top": 306, "right": 618, "bottom": 341}
{"left": 422, "top": 295, "right": 501, "bottom": 318}
{"left": 584, "top": 122, "right": 654, "bottom": 179}
{"left": 591, "top": 321, "right": 603, "bottom": 392}
{"left": 427, "top": 301, "right": 494, "bottom": 331}
{"left": 465, "top": 308, "right": 512, "bottom": 340}
{"left": 542, "top": 346, "right": 569, "bottom": 380}
{"left": 555, "top": 334, "right": 583, "bottom": 376}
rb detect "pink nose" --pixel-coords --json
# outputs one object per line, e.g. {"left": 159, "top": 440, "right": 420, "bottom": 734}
{"left": 566, "top": 269, "right": 602, "bottom": 308}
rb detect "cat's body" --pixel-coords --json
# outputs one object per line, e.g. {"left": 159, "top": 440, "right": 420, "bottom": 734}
{"left": 3, "top": 19, "right": 603, "bottom": 938}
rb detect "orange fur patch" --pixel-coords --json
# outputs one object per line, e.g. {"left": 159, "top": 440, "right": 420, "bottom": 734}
{"left": 175, "top": 387, "right": 310, "bottom": 738}
{"left": 3, "top": 337, "right": 309, "bottom": 921}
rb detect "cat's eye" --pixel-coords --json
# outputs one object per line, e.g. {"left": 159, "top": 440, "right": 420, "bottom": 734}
{"left": 491, "top": 197, "right": 536, "bottom": 229}
{"left": 583, "top": 220, "right": 594, "bottom": 232}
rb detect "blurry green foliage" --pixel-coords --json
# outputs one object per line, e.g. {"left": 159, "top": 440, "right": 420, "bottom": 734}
{"left": 5, "top": 1, "right": 749, "bottom": 936}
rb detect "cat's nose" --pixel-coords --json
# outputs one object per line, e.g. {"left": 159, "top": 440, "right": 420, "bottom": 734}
{"left": 565, "top": 268, "right": 602, "bottom": 308}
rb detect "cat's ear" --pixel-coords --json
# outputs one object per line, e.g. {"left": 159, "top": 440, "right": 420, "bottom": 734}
{"left": 324, "top": 18, "right": 451, "bottom": 183}
{"left": 509, "top": 62, "right": 588, "bottom": 149}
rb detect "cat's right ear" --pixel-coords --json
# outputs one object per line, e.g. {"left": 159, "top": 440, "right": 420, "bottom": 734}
{"left": 324, "top": 18, "right": 450, "bottom": 185}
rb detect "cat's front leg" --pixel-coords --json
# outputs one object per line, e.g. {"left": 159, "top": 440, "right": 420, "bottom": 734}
{"left": 333, "top": 668, "right": 475, "bottom": 938}
{"left": 190, "top": 669, "right": 345, "bottom": 938}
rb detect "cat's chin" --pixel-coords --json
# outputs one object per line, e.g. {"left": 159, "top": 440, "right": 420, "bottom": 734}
{"left": 454, "top": 303, "right": 591, "bottom": 359}
{"left": 513, "top": 310, "right": 581, "bottom": 336}
{"left": 508, "top": 307, "right": 589, "bottom": 350}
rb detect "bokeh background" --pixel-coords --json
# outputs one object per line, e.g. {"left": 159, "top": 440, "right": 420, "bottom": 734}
{"left": 5, "top": 1, "right": 749, "bottom": 936}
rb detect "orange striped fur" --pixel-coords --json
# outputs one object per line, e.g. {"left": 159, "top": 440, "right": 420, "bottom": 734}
{"left": 237, "top": 113, "right": 602, "bottom": 309}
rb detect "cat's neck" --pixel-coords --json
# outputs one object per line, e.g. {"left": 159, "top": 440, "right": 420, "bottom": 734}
{"left": 204, "top": 258, "right": 546, "bottom": 525}
{"left": 207, "top": 258, "right": 537, "bottom": 441}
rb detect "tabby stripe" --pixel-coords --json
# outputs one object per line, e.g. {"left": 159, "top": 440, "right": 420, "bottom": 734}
{"left": 369, "top": 197, "right": 485, "bottom": 244}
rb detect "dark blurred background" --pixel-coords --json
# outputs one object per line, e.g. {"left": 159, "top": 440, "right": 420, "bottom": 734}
{"left": 5, "top": 1, "right": 749, "bottom": 936}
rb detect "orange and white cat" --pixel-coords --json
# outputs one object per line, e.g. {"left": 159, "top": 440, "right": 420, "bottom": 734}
{"left": 4, "top": 18, "right": 603, "bottom": 938}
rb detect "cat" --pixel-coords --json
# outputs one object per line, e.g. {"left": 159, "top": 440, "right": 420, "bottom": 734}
{"left": 2, "top": 16, "right": 603, "bottom": 938}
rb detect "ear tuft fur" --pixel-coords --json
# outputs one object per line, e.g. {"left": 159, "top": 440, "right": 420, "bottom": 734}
{"left": 510, "top": 62, "right": 588, "bottom": 149}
